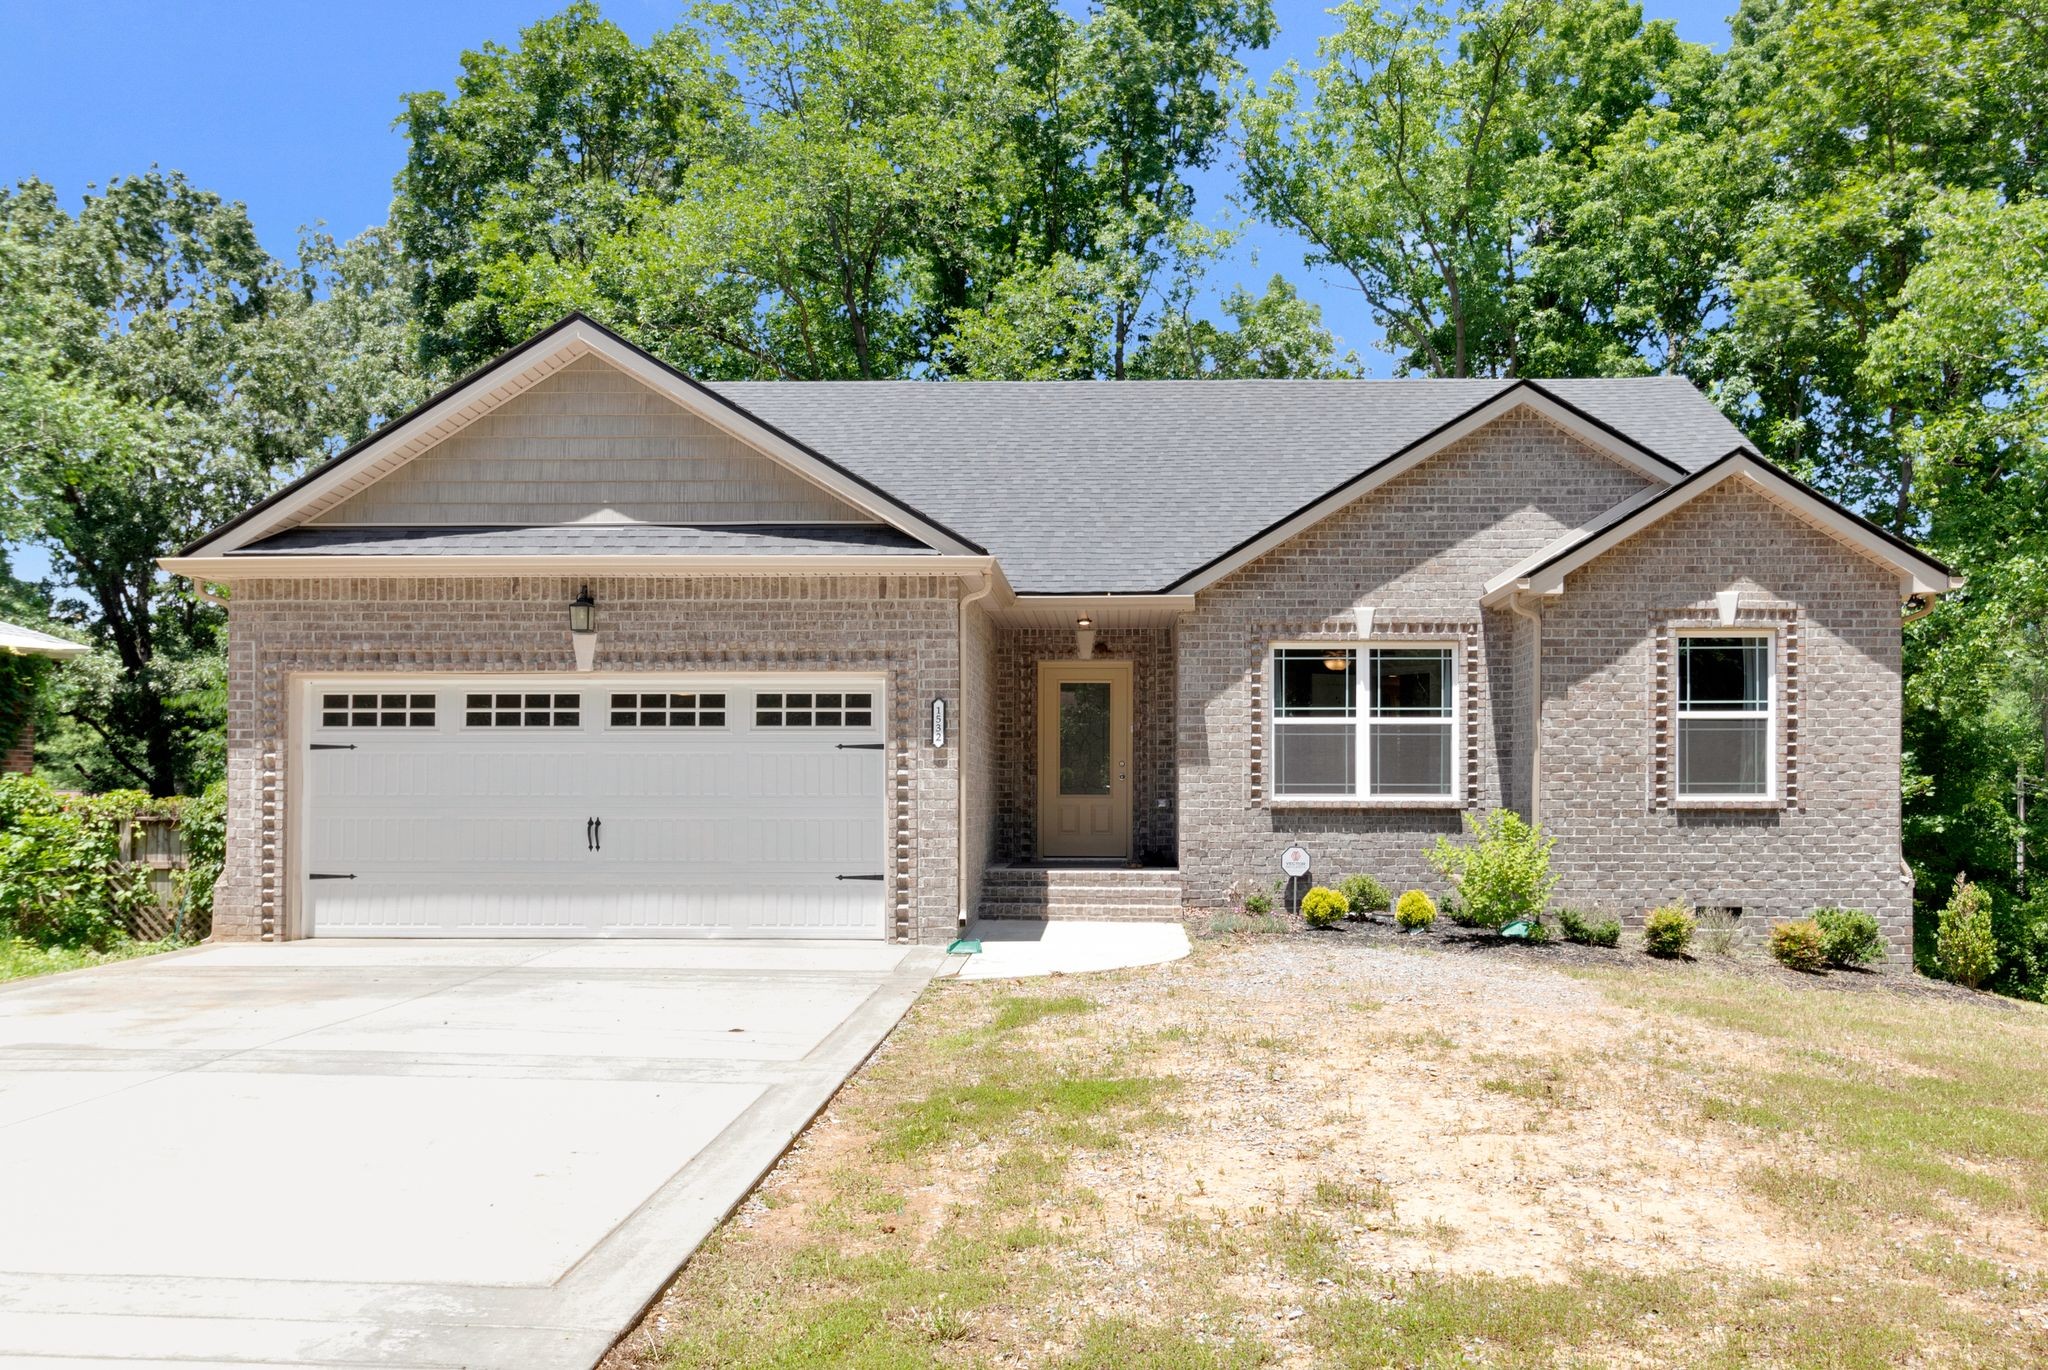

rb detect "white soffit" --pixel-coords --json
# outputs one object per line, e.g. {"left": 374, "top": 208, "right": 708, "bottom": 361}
{"left": 1167, "top": 385, "right": 1685, "bottom": 595}
{"left": 182, "top": 319, "right": 979, "bottom": 559}
{"left": 992, "top": 595, "right": 1196, "bottom": 631}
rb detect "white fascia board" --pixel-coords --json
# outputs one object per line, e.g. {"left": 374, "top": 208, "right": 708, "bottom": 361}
{"left": 158, "top": 554, "right": 999, "bottom": 580}
{"left": 187, "top": 320, "right": 976, "bottom": 558}
{"left": 1169, "top": 386, "right": 1682, "bottom": 595}
{"left": 1482, "top": 456, "right": 1960, "bottom": 604}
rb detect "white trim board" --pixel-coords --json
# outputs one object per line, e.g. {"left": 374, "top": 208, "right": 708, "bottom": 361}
{"left": 180, "top": 318, "right": 979, "bottom": 560}
{"left": 1479, "top": 453, "right": 1960, "bottom": 605}
{"left": 160, "top": 553, "right": 998, "bottom": 581}
{"left": 1165, "top": 386, "right": 1685, "bottom": 594}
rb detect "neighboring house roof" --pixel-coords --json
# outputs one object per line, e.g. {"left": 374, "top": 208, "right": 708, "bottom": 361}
{"left": 1481, "top": 449, "right": 1959, "bottom": 602}
{"left": 705, "top": 375, "right": 1747, "bottom": 593}
{"left": 0, "top": 620, "right": 88, "bottom": 659}
{"left": 232, "top": 525, "right": 938, "bottom": 558}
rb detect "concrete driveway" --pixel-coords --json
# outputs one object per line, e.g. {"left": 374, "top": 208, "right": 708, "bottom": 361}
{"left": 0, "top": 939, "right": 942, "bottom": 1369}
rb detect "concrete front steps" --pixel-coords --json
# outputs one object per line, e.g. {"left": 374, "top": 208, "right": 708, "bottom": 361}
{"left": 977, "top": 864, "right": 1186, "bottom": 922}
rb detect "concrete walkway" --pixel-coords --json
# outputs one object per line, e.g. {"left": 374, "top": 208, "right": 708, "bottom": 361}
{"left": 0, "top": 939, "right": 942, "bottom": 1369}
{"left": 948, "top": 919, "right": 1192, "bottom": 980}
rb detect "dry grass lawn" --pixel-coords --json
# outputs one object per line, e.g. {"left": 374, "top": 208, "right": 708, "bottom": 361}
{"left": 605, "top": 934, "right": 2048, "bottom": 1368}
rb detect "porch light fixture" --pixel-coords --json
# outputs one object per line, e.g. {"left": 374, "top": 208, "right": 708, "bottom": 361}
{"left": 1323, "top": 651, "right": 1349, "bottom": 672}
{"left": 1075, "top": 615, "right": 1096, "bottom": 661}
{"left": 569, "top": 585, "right": 598, "bottom": 672}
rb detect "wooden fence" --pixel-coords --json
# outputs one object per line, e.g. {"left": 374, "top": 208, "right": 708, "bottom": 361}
{"left": 118, "top": 815, "right": 206, "bottom": 941}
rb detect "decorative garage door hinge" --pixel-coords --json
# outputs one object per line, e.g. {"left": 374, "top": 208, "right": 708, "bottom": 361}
{"left": 836, "top": 873, "right": 885, "bottom": 881}
{"left": 835, "top": 742, "right": 886, "bottom": 750}
{"left": 308, "top": 873, "right": 357, "bottom": 880}
{"left": 309, "top": 743, "right": 356, "bottom": 751}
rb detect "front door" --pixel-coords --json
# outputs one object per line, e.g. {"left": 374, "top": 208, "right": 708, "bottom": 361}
{"left": 1036, "top": 661, "right": 1132, "bottom": 859}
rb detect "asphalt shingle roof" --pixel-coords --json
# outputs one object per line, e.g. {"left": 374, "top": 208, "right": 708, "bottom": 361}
{"left": 703, "top": 376, "right": 1749, "bottom": 593}
{"left": 233, "top": 524, "right": 937, "bottom": 557}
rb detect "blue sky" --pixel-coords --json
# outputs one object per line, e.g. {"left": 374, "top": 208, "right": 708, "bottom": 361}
{"left": 1, "top": 0, "right": 1737, "bottom": 583}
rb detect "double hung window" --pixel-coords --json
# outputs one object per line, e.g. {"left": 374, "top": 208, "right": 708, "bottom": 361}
{"left": 1676, "top": 634, "right": 1773, "bottom": 798}
{"left": 1271, "top": 645, "right": 1455, "bottom": 800}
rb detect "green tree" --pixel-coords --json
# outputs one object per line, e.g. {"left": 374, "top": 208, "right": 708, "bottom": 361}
{"left": 1239, "top": 0, "right": 1733, "bottom": 377}
{"left": 0, "top": 175, "right": 429, "bottom": 794}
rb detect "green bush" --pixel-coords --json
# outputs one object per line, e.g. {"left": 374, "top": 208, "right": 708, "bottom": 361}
{"left": 0, "top": 774, "right": 153, "bottom": 949}
{"left": 1988, "top": 892, "right": 2048, "bottom": 1002}
{"left": 1935, "top": 875, "right": 1997, "bottom": 989}
{"left": 1812, "top": 906, "right": 1883, "bottom": 968}
{"left": 1300, "top": 885, "right": 1349, "bottom": 929}
{"left": 1336, "top": 873, "right": 1390, "bottom": 915}
{"left": 1769, "top": 919, "right": 1828, "bottom": 972}
{"left": 1394, "top": 889, "right": 1437, "bottom": 931}
{"left": 1425, "top": 810, "right": 1559, "bottom": 930}
{"left": 1443, "top": 897, "right": 1486, "bottom": 928}
{"left": 1242, "top": 889, "right": 1273, "bottom": 916}
{"left": 1558, "top": 908, "right": 1621, "bottom": 948}
{"left": 1644, "top": 903, "right": 1696, "bottom": 957}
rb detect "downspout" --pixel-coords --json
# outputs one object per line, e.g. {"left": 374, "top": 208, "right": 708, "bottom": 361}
{"left": 1507, "top": 590, "right": 1543, "bottom": 826}
{"left": 957, "top": 572, "right": 995, "bottom": 929}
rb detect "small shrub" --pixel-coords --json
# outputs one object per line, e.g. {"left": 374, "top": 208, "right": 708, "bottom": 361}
{"left": 1394, "top": 889, "right": 1437, "bottom": 931}
{"left": 1443, "top": 897, "right": 1487, "bottom": 928}
{"left": 1242, "top": 890, "right": 1273, "bottom": 916}
{"left": 1300, "top": 885, "right": 1349, "bottom": 929}
{"left": 1935, "top": 875, "right": 1997, "bottom": 989}
{"left": 1519, "top": 918, "right": 1552, "bottom": 944}
{"left": 1336, "top": 873, "right": 1390, "bottom": 914}
{"left": 1813, "top": 906, "right": 1884, "bottom": 968}
{"left": 1644, "top": 903, "right": 1696, "bottom": 957}
{"left": 1558, "top": 908, "right": 1621, "bottom": 948}
{"left": 1425, "top": 809, "right": 1559, "bottom": 930}
{"left": 1769, "top": 919, "right": 1828, "bottom": 972}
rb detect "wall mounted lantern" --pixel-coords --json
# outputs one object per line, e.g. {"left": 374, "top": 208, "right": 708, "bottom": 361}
{"left": 1075, "top": 614, "right": 1096, "bottom": 661}
{"left": 569, "top": 585, "right": 598, "bottom": 672}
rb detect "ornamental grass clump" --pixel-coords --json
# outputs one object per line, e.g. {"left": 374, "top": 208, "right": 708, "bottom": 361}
{"left": 1300, "top": 885, "right": 1349, "bottom": 929}
{"left": 1769, "top": 918, "right": 1828, "bottom": 972}
{"left": 1643, "top": 903, "right": 1696, "bottom": 957}
{"left": 1394, "top": 889, "right": 1437, "bottom": 931}
{"left": 1337, "top": 873, "right": 1390, "bottom": 915}
{"left": 1425, "top": 809, "right": 1559, "bottom": 930}
{"left": 1936, "top": 875, "right": 1997, "bottom": 989}
{"left": 1813, "top": 906, "right": 1884, "bottom": 968}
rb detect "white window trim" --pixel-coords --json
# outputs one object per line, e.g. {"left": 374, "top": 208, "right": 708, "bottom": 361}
{"left": 1673, "top": 629, "right": 1777, "bottom": 805}
{"left": 1269, "top": 641, "right": 1463, "bottom": 807}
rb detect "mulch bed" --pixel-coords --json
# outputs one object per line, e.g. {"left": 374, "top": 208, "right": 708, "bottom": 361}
{"left": 1187, "top": 907, "right": 2012, "bottom": 1008}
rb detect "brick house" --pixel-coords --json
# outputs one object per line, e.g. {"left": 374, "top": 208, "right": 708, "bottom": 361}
{"left": 165, "top": 315, "right": 1956, "bottom": 955}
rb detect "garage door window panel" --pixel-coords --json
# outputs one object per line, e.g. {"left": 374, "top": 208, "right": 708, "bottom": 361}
{"left": 465, "top": 692, "right": 582, "bottom": 728}
{"left": 610, "top": 692, "right": 727, "bottom": 728}
{"left": 321, "top": 692, "right": 435, "bottom": 729}
{"left": 755, "top": 691, "right": 874, "bottom": 728}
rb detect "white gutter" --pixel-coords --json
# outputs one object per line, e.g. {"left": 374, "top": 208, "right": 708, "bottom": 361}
{"left": 158, "top": 554, "right": 996, "bottom": 579}
{"left": 1506, "top": 590, "right": 1543, "bottom": 827}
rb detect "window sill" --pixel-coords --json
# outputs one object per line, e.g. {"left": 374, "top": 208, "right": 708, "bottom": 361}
{"left": 1671, "top": 796, "right": 1783, "bottom": 812}
{"left": 1268, "top": 796, "right": 1464, "bottom": 811}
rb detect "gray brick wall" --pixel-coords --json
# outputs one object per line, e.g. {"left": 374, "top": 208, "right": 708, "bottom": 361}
{"left": 1175, "top": 410, "right": 1911, "bottom": 957}
{"left": 1536, "top": 478, "right": 1910, "bottom": 952}
{"left": 1176, "top": 410, "right": 1653, "bottom": 902}
{"left": 217, "top": 573, "right": 966, "bottom": 945}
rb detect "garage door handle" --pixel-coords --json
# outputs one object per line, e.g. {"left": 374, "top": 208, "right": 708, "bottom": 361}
{"left": 585, "top": 817, "right": 594, "bottom": 852}
{"left": 836, "top": 743, "right": 885, "bottom": 750}
{"left": 836, "top": 873, "right": 884, "bottom": 881}
{"left": 593, "top": 816, "right": 601, "bottom": 852}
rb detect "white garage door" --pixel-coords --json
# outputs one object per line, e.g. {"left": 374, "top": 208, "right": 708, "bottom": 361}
{"left": 299, "top": 675, "right": 888, "bottom": 938}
